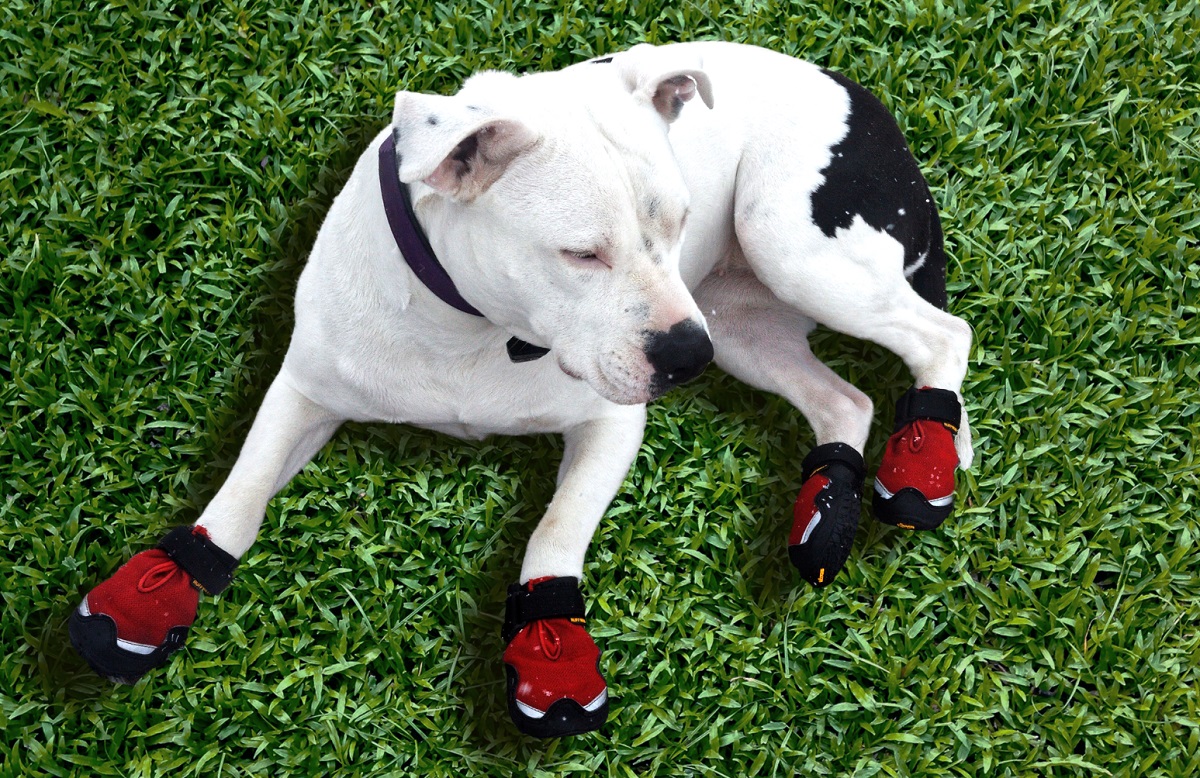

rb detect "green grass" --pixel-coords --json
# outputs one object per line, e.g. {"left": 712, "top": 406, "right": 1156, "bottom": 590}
{"left": 2, "top": 0, "right": 1198, "bottom": 775}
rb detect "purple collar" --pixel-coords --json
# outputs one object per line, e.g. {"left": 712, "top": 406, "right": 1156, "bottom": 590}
{"left": 379, "top": 131, "right": 484, "bottom": 316}
{"left": 378, "top": 130, "right": 549, "bottom": 362}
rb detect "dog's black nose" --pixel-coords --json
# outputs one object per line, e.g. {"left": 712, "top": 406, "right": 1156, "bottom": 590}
{"left": 645, "top": 319, "right": 713, "bottom": 394}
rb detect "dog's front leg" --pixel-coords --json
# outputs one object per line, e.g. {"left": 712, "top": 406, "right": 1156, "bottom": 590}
{"left": 70, "top": 372, "right": 342, "bottom": 683}
{"left": 193, "top": 374, "right": 343, "bottom": 557}
{"left": 502, "top": 405, "right": 645, "bottom": 738}
{"left": 520, "top": 406, "right": 647, "bottom": 582}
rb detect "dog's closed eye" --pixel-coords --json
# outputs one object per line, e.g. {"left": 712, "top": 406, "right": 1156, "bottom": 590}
{"left": 562, "top": 249, "right": 611, "bottom": 268}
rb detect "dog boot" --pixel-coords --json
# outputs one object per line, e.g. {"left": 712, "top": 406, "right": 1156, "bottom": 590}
{"left": 502, "top": 576, "right": 608, "bottom": 738}
{"left": 69, "top": 525, "right": 238, "bottom": 684}
{"left": 788, "top": 442, "right": 866, "bottom": 587}
{"left": 873, "top": 386, "right": 961, "bottom": 530}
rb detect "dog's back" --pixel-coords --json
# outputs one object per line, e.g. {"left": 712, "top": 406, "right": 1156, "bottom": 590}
{"left": 601, "top": 41, "right": 948, "bottom": 309}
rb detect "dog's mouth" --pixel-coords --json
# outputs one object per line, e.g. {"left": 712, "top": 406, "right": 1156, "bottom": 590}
{"left": 556, "top": 358, "right": 583, "bottom": 381}
{"left": 596, "top": 362, "right": 662, "bottom": 406}
{"left": 558, "top": 354, "right": 657, "bottom": 405}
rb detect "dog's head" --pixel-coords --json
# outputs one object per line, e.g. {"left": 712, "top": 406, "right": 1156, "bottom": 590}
{"left": 391, "top": 44, "right": 714, "bottom": 405}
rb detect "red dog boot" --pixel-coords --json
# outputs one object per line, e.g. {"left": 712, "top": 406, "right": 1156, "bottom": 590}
{"left": 502, "top": 576, "right": 608, "bottom": 738}
{"left": 873, "top": 387, "right": 962, "bottom": 530}
{"left": 788, "top": 442, "right": 866, "bottom": 587}
{"left": 69, "top": 526, "right": 238, "bottom": 684}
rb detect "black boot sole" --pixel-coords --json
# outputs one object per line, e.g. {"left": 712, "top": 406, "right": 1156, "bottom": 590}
{"left": 505, "top": 665, "right": 608, "bottom": 738}
{"left": 872, "top": 483, "right": 954, "bottom": 531}
{"left": 68, "top": 608, "right": 187, "bottom": 685}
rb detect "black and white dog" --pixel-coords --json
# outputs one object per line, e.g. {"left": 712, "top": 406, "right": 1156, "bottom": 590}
{"left": 71, "top": 42, "right": 973, "bottom": 738}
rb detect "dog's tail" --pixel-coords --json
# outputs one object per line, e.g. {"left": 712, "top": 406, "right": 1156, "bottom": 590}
{"left": 907, "top": 198, "right": 948, "bottom": 311}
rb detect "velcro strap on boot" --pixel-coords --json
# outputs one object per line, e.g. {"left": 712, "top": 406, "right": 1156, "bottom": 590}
{"left": 893, "top": 387, "right": 961, "bottom": 432}
{"left": 158, "top": 526, "right": 238, "bottom": 595}
{"left": 801, "top": 442, "right": 866, "bottom": 484}
{"left": 502, "top": 577, "right": 586, "bottom": 644}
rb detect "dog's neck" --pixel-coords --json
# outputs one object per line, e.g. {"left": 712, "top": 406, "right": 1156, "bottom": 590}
{"left": 378, "top": 132, "right": 549, "bottom": 363}
{"left": 379, "top": 132, "right": 484, "bottom": 317}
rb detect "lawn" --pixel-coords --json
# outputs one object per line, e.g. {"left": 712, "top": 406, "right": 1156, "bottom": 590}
{"left": 2, "top": 0, "right": 1198, "bottom": 776}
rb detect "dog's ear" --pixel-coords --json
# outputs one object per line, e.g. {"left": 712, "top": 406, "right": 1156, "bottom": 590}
{"left": 615, "top": 44, "right": 715, "bottom": 124}
{"left": 391, "top": 91, "right": 540, "bottom": 201}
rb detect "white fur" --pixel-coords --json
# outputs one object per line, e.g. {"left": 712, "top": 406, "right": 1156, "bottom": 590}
{"left": 194, "top": 42, "right": 974, "bottom": 584}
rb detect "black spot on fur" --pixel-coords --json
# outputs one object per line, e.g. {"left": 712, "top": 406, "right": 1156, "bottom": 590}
{"left": 810, "top": 69, "right": 948, "bottom": 309}
{"left": 642, "top": 234, "right": 655, "bottom": 254}
{"left": 427, "top": 115, "right": 439, "bottom": 126}
{"left": 591, "top": 57, "right": 613, "bottom": 64}
{"left": 467, "top": 105, "right": 482, "bottom": 112}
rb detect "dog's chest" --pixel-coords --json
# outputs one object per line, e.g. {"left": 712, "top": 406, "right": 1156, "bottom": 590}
{"left": 406, "top": 366, "right": 601, "bottom": 440}
{"left": 286, "top": 326, "right": 611, "bottom": 440}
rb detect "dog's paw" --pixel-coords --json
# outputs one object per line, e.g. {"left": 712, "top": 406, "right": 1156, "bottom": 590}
{"left": 788, "top": 442, "right": 865, "bottom": 587}
{"left": 69, "top": 548, "right": 199, "bottom": 683}
{"left": 70, "top": 526, "right": 237, "bottom": 683}
{"left": 502, "top": 577, "right": 608, "bottom": 738}
{"left": 873, "top": 387, "right": 961, "bottom": 530}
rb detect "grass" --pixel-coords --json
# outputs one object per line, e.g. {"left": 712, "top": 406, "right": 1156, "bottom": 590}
{"left": 2, "top": 0, "right": 1198, "bottom": 775}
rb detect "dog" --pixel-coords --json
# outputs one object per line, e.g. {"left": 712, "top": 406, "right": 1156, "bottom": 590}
{"left": 70, "top": 41, "right": 974, "bottom": 738}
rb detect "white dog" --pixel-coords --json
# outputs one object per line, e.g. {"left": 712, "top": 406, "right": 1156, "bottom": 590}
{"left": 71, "top": 42, "right": 974, "bottom": 738}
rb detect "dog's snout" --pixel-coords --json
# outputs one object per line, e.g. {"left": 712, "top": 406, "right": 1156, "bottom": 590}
{"left": 645, "top": 320, "right": 713, "bottom": 394}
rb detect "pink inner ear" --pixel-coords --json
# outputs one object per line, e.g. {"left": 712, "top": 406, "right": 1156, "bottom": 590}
{"left": 423, "top": 160, "right": 458, "bottom": 192}
{"left": 667, "top": 76, "right": 697, "bottom": 102}
{"left": 652, "top": 75, "right": 698, "bottom": 120}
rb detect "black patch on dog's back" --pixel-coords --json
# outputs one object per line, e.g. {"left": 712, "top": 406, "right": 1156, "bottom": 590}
{"left": 810, "top": 69, "right": 947, "bottom": 308}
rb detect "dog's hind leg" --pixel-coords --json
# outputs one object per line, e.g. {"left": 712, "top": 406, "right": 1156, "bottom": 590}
{"left": 70, "top": 372, "right": 342, "bottom": 684}
{"left": 503, "top": 405, "right": 645, "bottom": 738}
{"left": 694, "top": 262, "right": 874, "bottom": 451}
{"left": 694, "top": 263, "right": 872, "bottom": 587}
{"left": 734, "top": 191, "right": 973, "bottom": 536}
